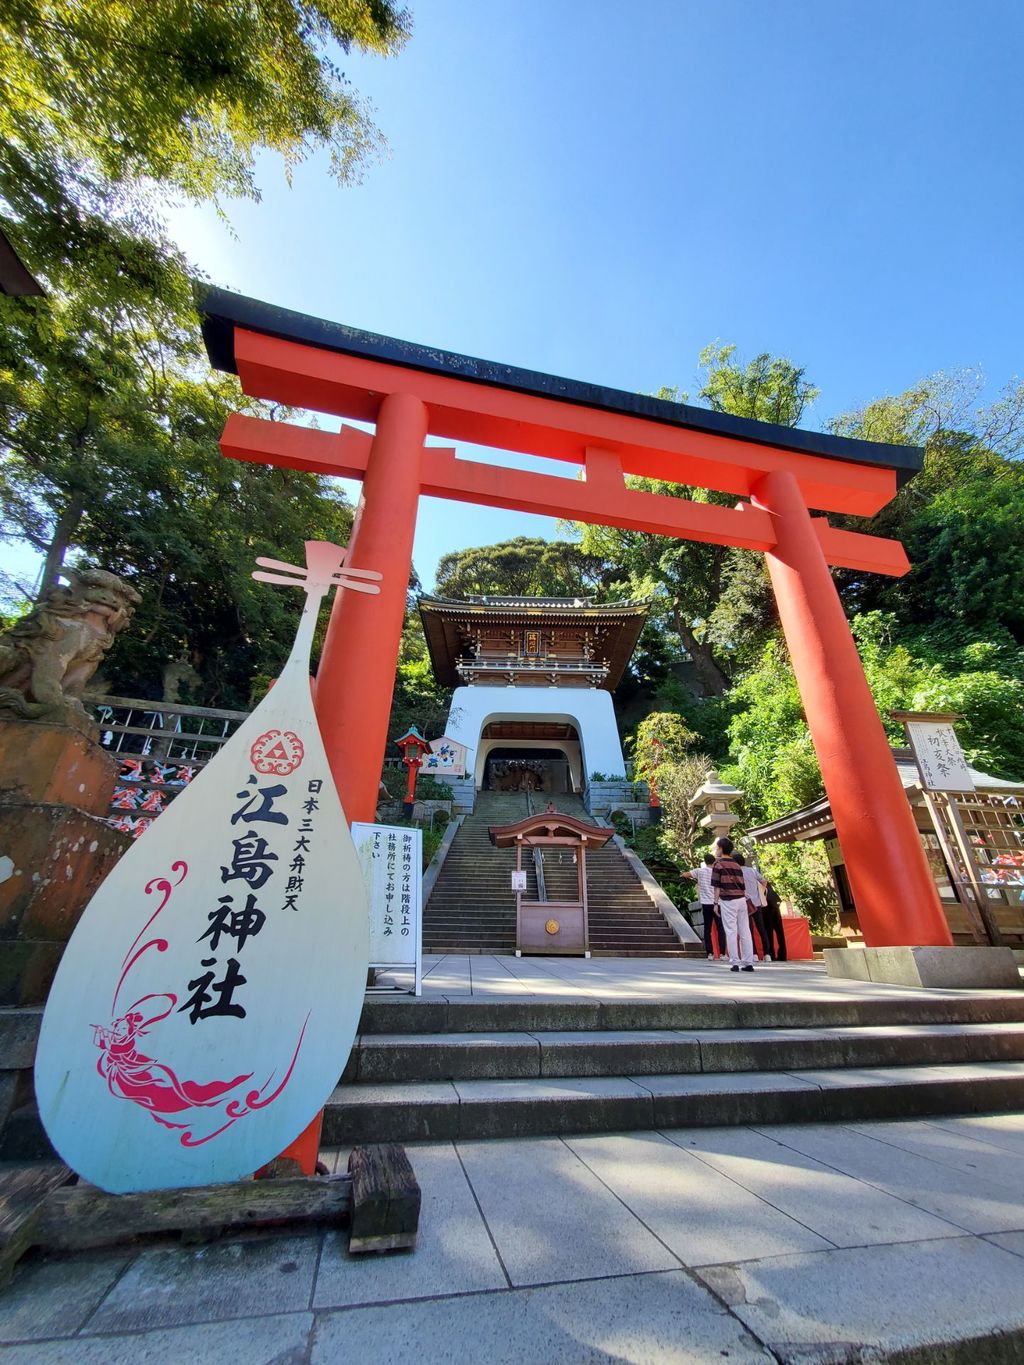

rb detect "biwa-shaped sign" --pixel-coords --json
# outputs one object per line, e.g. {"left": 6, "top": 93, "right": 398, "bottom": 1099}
{"left": 35, "top": 543, "right": 378, "bottom": 1192}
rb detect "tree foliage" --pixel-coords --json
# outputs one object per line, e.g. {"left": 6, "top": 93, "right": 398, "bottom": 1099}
{"left": 575, "top": 343, "right": 815, "bottom": 696}
{"left": 0, "top": 0, "right": 408, "bottom": 699}
{"left": 434, "top": 536, "right": 602, "bottom": 600}
{"left": 0, "top": 1, "right": 410, "bottom": 241}
{"left": 829, "top": 374, "right": 1024, "bottom": 646}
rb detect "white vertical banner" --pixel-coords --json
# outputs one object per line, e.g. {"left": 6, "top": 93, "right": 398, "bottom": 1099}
{"left": 353, "top": 823, "right": 422, "bottom": 995}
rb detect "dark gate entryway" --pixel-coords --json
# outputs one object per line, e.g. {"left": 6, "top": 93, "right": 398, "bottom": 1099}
{"left": 484, "top": 747, "right": 570, "bottom": 794}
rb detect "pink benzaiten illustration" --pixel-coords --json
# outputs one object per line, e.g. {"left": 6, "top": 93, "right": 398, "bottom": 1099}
{"left": 94, "top": 859, "right": 309, "bottom": 1148}
{"left": 93, "top": 996, "right": 252, "bottom": 1121}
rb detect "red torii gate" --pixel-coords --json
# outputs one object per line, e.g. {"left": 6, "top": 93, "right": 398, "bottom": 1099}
{"left": 200, "top": 289, "right": 951, "bottom": 949}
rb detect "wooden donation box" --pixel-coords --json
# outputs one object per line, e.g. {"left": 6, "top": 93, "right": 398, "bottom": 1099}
{"left": 489, "top": 805, "right": 614, "bottom": 956}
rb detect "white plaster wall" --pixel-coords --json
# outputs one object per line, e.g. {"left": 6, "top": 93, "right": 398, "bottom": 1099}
{"left": 445, "top": 687, "right": 627, "bottom": 789}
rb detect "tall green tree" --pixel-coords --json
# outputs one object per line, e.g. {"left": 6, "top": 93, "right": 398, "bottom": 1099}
{"left": 576, "top": 343, "right": 818, "bottom": 695}
{"left": 434, "top": 536, "right": 603, "bottom": 600}
{"left": 0, "top": 1, "right": 410, "bottom": 287}
{"left": 0, "top": 0, "right": 408, "bottom": 691}
{"left": 828, "top": 372, "right": 1024, "bottom": 646}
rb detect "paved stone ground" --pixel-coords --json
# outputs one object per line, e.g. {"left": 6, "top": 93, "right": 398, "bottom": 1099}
{"left": 2, "top": 1111, "right": 1024, "bottom": 1363}
{"left": 379, "top": 952, "right": 1024, "bottom": 1001}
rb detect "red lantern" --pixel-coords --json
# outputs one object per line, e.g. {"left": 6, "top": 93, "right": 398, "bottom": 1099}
{"left": 395, "top": 726, "right": 433, "bottom": 813}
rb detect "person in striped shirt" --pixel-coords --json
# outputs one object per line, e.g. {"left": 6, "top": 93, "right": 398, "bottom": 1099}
{"left": 711, "top": 836, "right": 755, "bottom": 972}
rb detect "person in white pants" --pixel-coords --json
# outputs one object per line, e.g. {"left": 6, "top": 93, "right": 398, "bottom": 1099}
{"left": 711, "top": 836, "right": 755, "bottom": 972}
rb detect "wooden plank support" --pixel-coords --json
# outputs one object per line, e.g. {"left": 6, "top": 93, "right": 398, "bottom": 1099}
{"left": 36, "top": 1173, "right": 352, "bottom": 1253}
{"left": 347, "top": 1143, "right": 421, "bottom": 1254}
{"left": 0, "top": 1145, "right": 420, "bottom": 1279}
{"left": 0, "top": 1164, "right": 72, "bottom": 1288}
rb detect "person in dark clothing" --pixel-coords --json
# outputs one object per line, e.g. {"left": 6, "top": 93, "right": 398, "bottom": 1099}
{"left": 761, "top": 878, "right": 788, "bottom": 961}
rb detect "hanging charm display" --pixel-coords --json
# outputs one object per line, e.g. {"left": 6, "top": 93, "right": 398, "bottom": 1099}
{"left": 35, "top": 543, "right": 379, "bottom": 1193}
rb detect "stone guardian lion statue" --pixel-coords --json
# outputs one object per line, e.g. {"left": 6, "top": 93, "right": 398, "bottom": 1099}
{"left": 0, "top": 567, "right": 141, "bottom": 733}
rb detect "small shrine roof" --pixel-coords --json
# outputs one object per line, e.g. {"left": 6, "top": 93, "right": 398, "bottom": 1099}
{"left": 489, "top": 806, "right": 614, "bottom": 847}
{"left": 418, "top": 595, "right": 650, "bottom": 690}
{"left": 419, "top": 595, "right": 649, "bottom": 614}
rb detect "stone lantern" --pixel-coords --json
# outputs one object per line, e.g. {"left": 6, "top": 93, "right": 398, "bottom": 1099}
{"left": 689, "top": 769, "right": 744, "bottom": 844}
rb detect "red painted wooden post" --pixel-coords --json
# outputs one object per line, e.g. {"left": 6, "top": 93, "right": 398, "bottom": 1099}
{"left": 753, "top": 468, "right": 952, "bottom": 947}
{"left": 315, "top": 393, "right": 428, "bottom": 824}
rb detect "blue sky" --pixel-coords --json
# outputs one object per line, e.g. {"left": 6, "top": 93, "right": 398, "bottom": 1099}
{"left": 167, "top": 0, "right": 1023, "bottom": 589}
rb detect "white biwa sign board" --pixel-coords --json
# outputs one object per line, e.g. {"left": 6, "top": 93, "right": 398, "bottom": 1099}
{"left": 353, "top": 823, "right": 422, "bottom": 995}
{"left": 34, "top": 543, "right": 379, "bottom": 1193}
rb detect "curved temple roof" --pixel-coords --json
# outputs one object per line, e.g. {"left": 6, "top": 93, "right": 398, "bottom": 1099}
{"left": 199, "top": 287, "right": 923, "bottom": 486}
{"left": 418, "top": 594, "right": 650, "bottom": 691}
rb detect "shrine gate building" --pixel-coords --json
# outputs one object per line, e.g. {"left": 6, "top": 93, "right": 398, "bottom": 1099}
{"left": 418, "top": 594, "right": 648, "bottom": 792}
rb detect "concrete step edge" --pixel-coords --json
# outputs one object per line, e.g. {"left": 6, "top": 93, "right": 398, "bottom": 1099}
{"left": 321, "top": 1063, "right": 1024, "bottom": 1144}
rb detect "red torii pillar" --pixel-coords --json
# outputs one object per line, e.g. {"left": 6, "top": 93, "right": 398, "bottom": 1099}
{"left": 316, "top": 394, "right": 427, "bottom": 823}
{"left": 753, "top": 469, "right": 947, "bottom": 944}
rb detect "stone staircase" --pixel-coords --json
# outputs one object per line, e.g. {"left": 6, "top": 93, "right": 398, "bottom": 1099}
{"left": 5, "top": 990, "right": 1024, "bottom": 1161}
{"left": 422, "top": 792, "right": 527, "bottom": 954}
{"left": 423, "top": 791, "right": 687, "bottom": 956}
{"left": 325, "top": 991, "right": 1024, "bottom": 1145}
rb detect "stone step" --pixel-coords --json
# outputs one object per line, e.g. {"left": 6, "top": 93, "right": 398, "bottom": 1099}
{"left": 357, "top": 993, "right": 1024, "bottom": 1036}
{"left": 348, "top": 1023, "right": 1024, "bottom": 1083}
{"left": 322, "top": 1060, "right": 1024, "bottom": 1144}
{"left": 590, "top": 950, "right": 691, "bottom": 958}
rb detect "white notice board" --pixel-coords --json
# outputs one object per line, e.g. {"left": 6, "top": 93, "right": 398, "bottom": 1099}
{"left": 352, "top": 823, "right": 422, "bottom": 995}
{"left": 905, "top": 721, "right": 976, "bottom": 793}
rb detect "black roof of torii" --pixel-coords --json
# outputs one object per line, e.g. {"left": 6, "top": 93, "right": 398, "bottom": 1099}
{"left": 198, "top": 286, "right": 923, "bottom": 486}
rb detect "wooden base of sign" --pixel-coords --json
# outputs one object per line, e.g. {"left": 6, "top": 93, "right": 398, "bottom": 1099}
{"left": 0, "top": 1143, "right": 420, "bottom": 1286}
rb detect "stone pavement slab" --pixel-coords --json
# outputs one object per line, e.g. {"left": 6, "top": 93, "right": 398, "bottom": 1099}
{"left": 453, "top": 1074, "right": 653, "bottom": 1137}
{"left": 0, "top": 1311, "right": 314, "bottom": 1363}
{"left": 564, "top": 1131, "right": 831, "bottom": 1265}
{"left": 984, "top": 1230, "right": 1024, "bottom": 1258}
{"left": 85, "top": 1233, "right": 319, "bottom": 1334}
{"left": 4, "top": 1115, "right": 1024, "bottom": 1362}
{"left": 456, "top": 1135, "right": 678, "bottom": 1285}
{"left": 926, "top": 1110, "right": 1024, "bottom": 1157}
{"left": 392, "top": 952, "right": 1024, "bottom": 1004}
{"left": 695, "top": 1234, "right": 1024, "bottom": 1363}
{"left": 753, "top": 1120, "right": 1024, "bottom": 1233}
{"left": 313, "top": 1143, "right": 505, "bottom": 1308}
{"left": 535, "top": 1029, "right": 702, "bottom": 1077}
{"left": 312, "top": 1269, "right": 772, "bottom": 1365}
{"left": 0, "top": 1252, "right": 128, "bottom": 1342}
{"left": 663, "top": 1124, "right": 963, "bottom": 1247}
{"left": 356, "top": 1032, "right": 542, "bottom": 1082}
{"left": 846, "top": 1115, "right": 1024, "bottom": 1188}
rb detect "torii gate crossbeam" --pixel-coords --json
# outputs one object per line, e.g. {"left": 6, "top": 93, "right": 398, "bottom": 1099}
{"left": 200, "top": 289, "right": 951, "bottom": 950}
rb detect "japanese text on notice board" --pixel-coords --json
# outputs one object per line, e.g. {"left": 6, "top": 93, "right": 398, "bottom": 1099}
{"left": 352, "top": 823, "right": 422, "bottom": 964}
